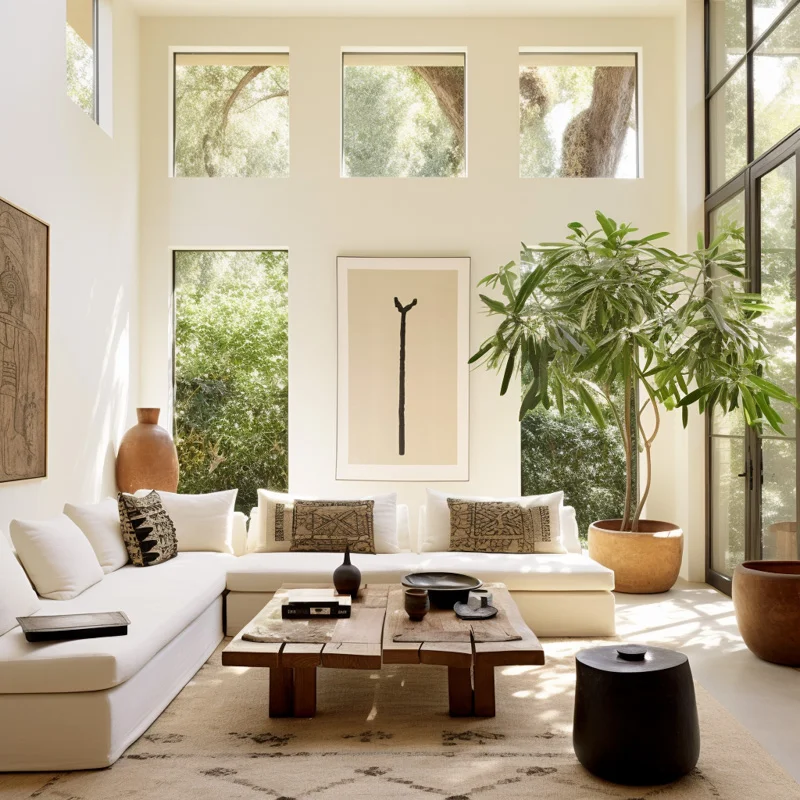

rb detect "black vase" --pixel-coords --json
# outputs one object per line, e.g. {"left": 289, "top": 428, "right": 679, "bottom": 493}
{"left": 333, "top": 546, "right": 361, "bottom": 599}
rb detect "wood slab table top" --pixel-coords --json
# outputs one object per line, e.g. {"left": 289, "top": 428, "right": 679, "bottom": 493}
{"left": 222, "top": 583, "right": 389, "bottom": 671}
{"left": 382, "top": 583, "right": 545, "bottom": 669}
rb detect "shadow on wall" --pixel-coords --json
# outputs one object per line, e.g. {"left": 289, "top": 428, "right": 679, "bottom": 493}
{"left": 75, "top": 285, "right": 133, "bottom": 501}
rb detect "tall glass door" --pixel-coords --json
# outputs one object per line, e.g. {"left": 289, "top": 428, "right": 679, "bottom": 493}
{"left": 706, "top": 152, "right": 800, "bottom": 593}
{"left": 705, "top": 0, "right": 800, "bottom": 594}
{"left": 757, "top": 157, "right": 797, "bottom": 560}
{"left": 708, "top": 191, "right": 748, "bottom": 579}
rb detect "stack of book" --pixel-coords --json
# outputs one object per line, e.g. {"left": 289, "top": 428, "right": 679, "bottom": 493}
{"left": 281, "top": 589, "right": 352, "bottom": 619}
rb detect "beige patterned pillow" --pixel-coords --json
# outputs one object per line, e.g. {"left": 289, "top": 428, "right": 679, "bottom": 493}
{"left": 290, "top": 500, "right": 376, "bottom": 554}
{"left": 447, "top": 499, "right": 560, "bottom": 554}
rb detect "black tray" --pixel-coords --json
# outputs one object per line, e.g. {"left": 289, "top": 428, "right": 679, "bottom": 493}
{"left": 17, "top": 611, "right": 130, "bottom": 642}
{"left": 401, "top": 572, "right": 483, "bottom": 609}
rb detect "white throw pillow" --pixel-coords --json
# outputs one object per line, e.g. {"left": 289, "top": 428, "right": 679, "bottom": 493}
{"left": 255, "top": 490, "right": 399, "bottom": 554}
{"left": 154, "top": 489, "right": 238, "bottom": 554}
{"left": 64, "top": 497, "right": 129, "bottom": 573}
{"left": 560, "top": 505, "right": 583, "bottom": 554}
{"left": 423, "top": 489, "right": 567, "bottom": 554}
{"left": 0, "top": 533, "right": 40, "bottom": 636}
{"left": 10, "top": 515, "right": 104, "bottom": 600}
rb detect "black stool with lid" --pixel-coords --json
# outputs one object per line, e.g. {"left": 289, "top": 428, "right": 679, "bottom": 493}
{"left": 573, "top": 644, "right": 700, "bottom": 785}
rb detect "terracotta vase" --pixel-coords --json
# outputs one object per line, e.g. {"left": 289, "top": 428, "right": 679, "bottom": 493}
{"left": 588, "top": 519, "right": 683, "bottom": 594}
{"left": 116, "top": 408, "right": 179, "bottom": 494}
{"left": 733, "top": 561, "right": 800, "bottom": 666}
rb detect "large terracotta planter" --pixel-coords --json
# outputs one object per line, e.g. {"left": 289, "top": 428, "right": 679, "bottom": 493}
{"left": 588, "top": 520, "right": 683, "bottom": 594}
{"left": 115, "top": 408, "right": 179, "bottom": 494}
{"left": 733, "top": 561, "right": 800, "bottom": 666}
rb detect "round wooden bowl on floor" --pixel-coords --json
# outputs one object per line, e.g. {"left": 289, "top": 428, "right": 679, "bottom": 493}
{"left": 733, "top": 561, "right": 800, "bottom": 666}
{"left": 588, "top": 520, "right": 683, "bottom": 594}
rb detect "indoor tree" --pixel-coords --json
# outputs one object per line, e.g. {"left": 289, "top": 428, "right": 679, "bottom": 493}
{"left": 471, "top": 211, "right": 798, "bottom": 532}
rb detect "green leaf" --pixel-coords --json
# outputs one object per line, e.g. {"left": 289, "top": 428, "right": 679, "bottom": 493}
{"left": 595, "top": 211, "right": 616, "bottom": 239}
{"left": 500, "top": 344, "right": 517, "bottom": 396}
{"left": 577, "top": 384, "right": 606, "bottom": 428}
{"left": 746, "top": 374, "right": 799, "bottom": 406}
{"left": 676, "top": 384, "right": 715, "bottom": 407}
{"left": 468, "top": 340, "right": 494, "bottom": 365}
{"left": 479, "top": 294, "right": 507, "bottom": 314}
{"left": 754, "top": 392, "right": 785, "bottom": 435}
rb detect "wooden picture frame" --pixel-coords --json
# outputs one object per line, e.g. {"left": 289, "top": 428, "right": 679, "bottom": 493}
{"left": 0, "top": 196, "right": 49, "bottom": 483}
{"left": 337, "top": 256, "right": 469, "bottom": 481}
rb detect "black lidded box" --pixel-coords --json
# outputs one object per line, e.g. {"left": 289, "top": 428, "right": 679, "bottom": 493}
{"left": 16, "top": 611, "right": 131, "bottom": 642}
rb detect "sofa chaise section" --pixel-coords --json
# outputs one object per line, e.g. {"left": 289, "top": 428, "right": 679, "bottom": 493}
{"left": 0, "top": 552, "right": 237, "bottom": 771}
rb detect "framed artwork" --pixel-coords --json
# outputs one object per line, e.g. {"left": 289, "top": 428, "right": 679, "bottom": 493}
{"left": 337, "top": 256, "right": 469, "bottom": 480}
{"left": 0, "top": 196, "right": 49, "bottom": 483}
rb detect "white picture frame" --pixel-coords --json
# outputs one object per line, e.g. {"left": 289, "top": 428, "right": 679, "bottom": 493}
{"left": 337, "top": 256, "right": 470, "bottom": 481}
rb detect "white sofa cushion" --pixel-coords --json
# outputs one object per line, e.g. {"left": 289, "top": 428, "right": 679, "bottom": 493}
{"left": 10, "top": 515, "right": 104, "bottom": 600}
{"left": 397, "top": 503, "right": 411, "bottom": 552}
{"left": 560, "top": 505, "right": 582, "bottom": 554}
{"left": 0, "top": 552, "right": 236, "bottom": 694}
{"left": 225, "top": 551, "right": 614, "bottom": 593}
{"left": 63, "top": 498, "right": 129, "bottom": 573}
{"left": 254, "top": 490, "right": 400, "bottom": 554}
{"left": 423, "top": 489, "right": 567, "bottom": 554}
{"left": 156, "top": 489, "right": 238, "bottom": 554}
{"left": 0, "top": 533, "right": 40, "bottom": 637}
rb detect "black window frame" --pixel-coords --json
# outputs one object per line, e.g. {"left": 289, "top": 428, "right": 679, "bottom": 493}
{"left": 705, "top": 0, "right": 800, "bottom": 595}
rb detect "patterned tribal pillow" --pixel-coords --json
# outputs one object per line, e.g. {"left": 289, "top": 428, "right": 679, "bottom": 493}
{"left": 447, "top": 499, "right": 560, "bottom": 554}
{"left": 117, "top": 491, "right": 178, "bottom": 567}
{"left": 290, "top": 500, "right": 376, "bottom": 554}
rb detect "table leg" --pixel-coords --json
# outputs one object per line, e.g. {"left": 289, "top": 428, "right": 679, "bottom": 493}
{"left": 448, "top": 666, "right": 474, "bottom": 716}
{"left": 473, "top": 662, "right": 496, "bottom": 717}
{"left": 268, "top": 666, "right": 294, "bottom": 718}
{"left": 293, "top": 667, "right": 317, "bottom": 717}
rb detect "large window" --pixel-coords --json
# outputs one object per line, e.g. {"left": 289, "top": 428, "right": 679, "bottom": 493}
{"left": 173, "top": 251, "right": 288, "bottom": 513}
{"left": 519, "top": 52, "right": 639, "bottom": 178}
{"left": 706, "top": 0, "right": 800, "bottom": 593}
{"left": 342, "top": 52, "right": 465, "bottom": 177}
{"left": 66, "top": 0, "right": 97, "bottom": 120}
{"left": 173, "top": 53, "right": 289, "bottom": 177}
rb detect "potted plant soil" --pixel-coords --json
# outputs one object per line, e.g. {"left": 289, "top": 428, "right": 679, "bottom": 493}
{"left": 471, "top": 212, "right": 797, "bottom": 592}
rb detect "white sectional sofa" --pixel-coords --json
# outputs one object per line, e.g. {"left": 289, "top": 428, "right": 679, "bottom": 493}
{"left": 226, "top": 505, "right": 615, "bottom": 639}
{"left": 0, "top": 503, "right": 614, "bottom": 772}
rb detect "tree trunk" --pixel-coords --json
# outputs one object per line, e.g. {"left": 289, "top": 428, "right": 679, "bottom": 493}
{"left": 620, "top": 374, "right": 634, "bottom": 532}
{"left": 412, "top": 66, "right": 465, "bottom": 148}
{"left": 203, "top": 65, "right": 271, "bottom": 177}
{"left": 561, "top": 66, "right": 636, "bottom": 178}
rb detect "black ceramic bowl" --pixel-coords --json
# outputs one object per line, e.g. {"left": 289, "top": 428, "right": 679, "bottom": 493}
{"left": 401, "top": 572, "right": 483, "bottom": 609}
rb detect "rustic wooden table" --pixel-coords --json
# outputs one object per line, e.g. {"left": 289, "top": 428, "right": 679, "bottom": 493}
{"left": 222, "top": 581, "right": 544, "bottom": 719}
{"left": 222, "top": 583, "right": 388, "bottom": 718}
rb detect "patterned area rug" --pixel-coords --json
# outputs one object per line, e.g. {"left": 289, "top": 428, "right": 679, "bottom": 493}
{"left": 3, "top": 639, "right": 799, "bottom": 800}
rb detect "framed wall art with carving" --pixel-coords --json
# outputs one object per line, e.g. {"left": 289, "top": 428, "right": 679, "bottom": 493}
{"left": 337, "top": 256, "right": 469, "bottom": 481}
{"left": 0, "top": 196, "right": 48, "bottom": 482}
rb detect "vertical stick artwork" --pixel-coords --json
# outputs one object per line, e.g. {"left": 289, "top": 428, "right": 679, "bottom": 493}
{"left": 394, "top": 296, "right": 417, "bottom": 456}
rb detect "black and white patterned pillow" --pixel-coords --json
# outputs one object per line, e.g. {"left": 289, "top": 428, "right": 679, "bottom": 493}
{"left": 117, "top": 491, "right": 178, "bottom": 567}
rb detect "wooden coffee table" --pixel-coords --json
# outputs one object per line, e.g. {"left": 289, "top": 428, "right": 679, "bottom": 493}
{"left": 222, "top": 581, "right": 544, "bottom": 719}
{"left": 382, "top": 583, "right": 544, "bottom": 717}
{"left": 222, "top": 583, "right": 388, "bottom": 718}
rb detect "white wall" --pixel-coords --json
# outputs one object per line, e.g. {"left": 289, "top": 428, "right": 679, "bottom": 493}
{"left": 139, "top": 15, "right": 687, "bottom": 534}
{"left": 0, "top": 0, "right": 140, "bottom": 532}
